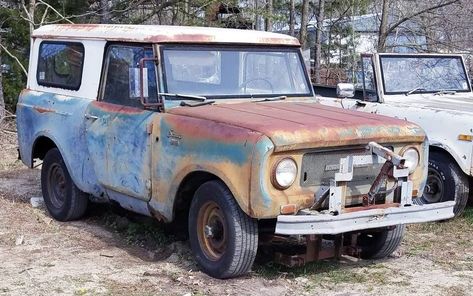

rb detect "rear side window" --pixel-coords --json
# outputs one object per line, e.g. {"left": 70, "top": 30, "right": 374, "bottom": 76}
{"left": 37, "top": 42, "right": 85, "bottom": 90}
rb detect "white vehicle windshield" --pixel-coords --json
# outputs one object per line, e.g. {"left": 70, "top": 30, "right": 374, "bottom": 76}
{"left": 161, "top": 46, "right": 312, "bottom": 99}
{"left": 380, "top": 56, "right": 471, "bottom": 94}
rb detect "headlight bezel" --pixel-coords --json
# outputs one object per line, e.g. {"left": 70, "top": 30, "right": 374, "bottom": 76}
{"left": 271, "top": 157, "right": 298, "bottom": 190}
{"left": 401, "top": 147, "right": 420, "bottom": 174}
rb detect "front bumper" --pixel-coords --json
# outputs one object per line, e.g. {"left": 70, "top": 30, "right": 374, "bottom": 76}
{"left": 275, "top": 201, "right": 455, "bottom": 235}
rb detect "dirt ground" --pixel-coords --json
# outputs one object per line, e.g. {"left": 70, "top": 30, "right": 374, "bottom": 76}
{"left": 1, "top": 131, "right": 473, "bottom": 296}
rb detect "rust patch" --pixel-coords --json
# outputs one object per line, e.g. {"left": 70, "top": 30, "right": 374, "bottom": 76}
{"left": 144, "top": 33, "right": 216, "bottom": 44}
{"left": 343, "top": 203, "right": 400, "bottom": 213}
{"left": 169, "top": 101, "right": 426, "bottom": 151}
{"left": 33, "top": 106, "right": 54, "bottom": 114}
{"left": 91, "top": 101, "right": 145, "bottom": 114}
{"left": 32, "top": 24, "right": 300, "bottom": 46}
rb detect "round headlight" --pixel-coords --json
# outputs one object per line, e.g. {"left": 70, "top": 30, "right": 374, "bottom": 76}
{"left": 402, "top": 148, "right": 419, "bottom": 174}
{"left": 273, "top": 158, "right": 297, "bottom": 189}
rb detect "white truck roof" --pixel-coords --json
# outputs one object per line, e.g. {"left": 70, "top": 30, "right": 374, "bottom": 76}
{"left": 32, "top": 24, "right": 300, "bottom": 46}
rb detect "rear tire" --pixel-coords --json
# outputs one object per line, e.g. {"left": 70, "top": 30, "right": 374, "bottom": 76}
{"left": 357, "top": 225, "right": 405, "bottom": 259}
{"left": 188, "top": 180, "right": 258, "bottom": 279}
{"left": 41, "top": 148, "right": 88, "bottom": 221}
{"left": 415, "top": 151, "right": 468, "bottom": 217}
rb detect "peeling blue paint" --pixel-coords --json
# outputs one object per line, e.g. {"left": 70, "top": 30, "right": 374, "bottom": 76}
{"left": 17, "top": 91, "right": 102, "bottom": 196}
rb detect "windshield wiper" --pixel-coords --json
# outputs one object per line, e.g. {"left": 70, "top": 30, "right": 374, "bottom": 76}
{"left": 180, "top": 100, "right": 215, "bottom": 107}
{"left": 434, "top": 90, "right": 457, "bottom": 95}
{"left": 405, "top": 87, "right": 426, "bottom": 96}
{"left": 159, "top": 93, "right": 207, "bottom": 102}
{"left": 254, "top": 95, "right": 287, "bottom": 102}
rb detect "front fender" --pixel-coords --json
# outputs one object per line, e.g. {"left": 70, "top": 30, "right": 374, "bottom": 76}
{"left": 149, "top": 114, "right": 264, "bottom": 221}
{"left": 429, "top": 140, "right": 470, "bottom": 174}
{"left": 373, "top": 102, "right": 473, "bottom": 176}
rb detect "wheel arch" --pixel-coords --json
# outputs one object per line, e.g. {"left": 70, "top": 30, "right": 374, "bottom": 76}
{"left": 429, "top": 143, "right": 470, "bottom": 175}
{"left": 430, "top": 144, "right": 460, "bottom": 166}
{"left": 32, "top": 135, "right": 58, "bottom": 165}
{"left": 30, "top": 134, "right": 87, "bottom": 193}
{"left": 171, "top": 168, "right": 250, "bottom": 223}
{"left": 172, "top": 171, "right": 219, "bottom": 222}
{"left": 426, "top": 144, "right": 469, "bottom": 216}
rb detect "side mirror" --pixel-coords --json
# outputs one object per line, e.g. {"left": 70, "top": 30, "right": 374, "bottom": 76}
{"left": 337, "top": 83, "right": 355, "bottom": 98}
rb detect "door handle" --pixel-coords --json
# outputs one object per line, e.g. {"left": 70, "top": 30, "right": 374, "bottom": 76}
{"left": 84, "top": 114, "right": 99, "bottom": 120}
{"left": 355, "top": 100, "right": 367, "bottom": 107}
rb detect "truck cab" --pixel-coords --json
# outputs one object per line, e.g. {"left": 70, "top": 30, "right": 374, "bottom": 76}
{"left": 16, "top": 25, "right": 454, "bottom": 278}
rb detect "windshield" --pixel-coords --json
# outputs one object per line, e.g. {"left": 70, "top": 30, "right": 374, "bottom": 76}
{"left": 161, "top": 46, "right": 312, "bottom": 99}
{"left": 380, "top": 56, "right": 471, "bottom": 94}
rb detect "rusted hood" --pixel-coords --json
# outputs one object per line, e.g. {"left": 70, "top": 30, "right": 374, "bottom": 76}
{"left": 168, "top": 101, "right": 425, "bottom": 152}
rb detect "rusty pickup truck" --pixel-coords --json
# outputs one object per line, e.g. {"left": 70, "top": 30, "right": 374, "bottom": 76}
{"left": 16, "top": 24, "right": 454, "bottom": 278}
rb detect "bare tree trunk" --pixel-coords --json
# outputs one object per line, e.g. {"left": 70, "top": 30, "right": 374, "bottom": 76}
{"left": 314, "top": 0, "right": 325, "bottom": 84}
{"left": 378, "top": 0, "right": 390, "bottom": 52}
{"left": 289, "top": 0, "right": 295, "bottom": 36}
{"left": 299, "top": 0, "right": 309, "bottom": 47}
{"left": 254, "top": 0, "right": 261, "bottom": 30}
{"left": 183, "top": 0, "right": 189, "bottom": 24}
{"left": 420, "top": 14, "right": 436, "bottom": 52}
{"left": 28, "top": 0, "right": 35, "bottom": 34}
{"left": 100, "top": 0, "right": 109, "bottom": 24}
{"left": 0, "top": 33, "right": 4, "bottom": 119}
{"left": 264, "top": 0, "right": 273, "bottom": 32}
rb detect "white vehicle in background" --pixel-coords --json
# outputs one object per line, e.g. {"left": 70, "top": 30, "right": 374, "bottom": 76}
{"left": 318, "top": 53, "right": 473, "bottom": 216}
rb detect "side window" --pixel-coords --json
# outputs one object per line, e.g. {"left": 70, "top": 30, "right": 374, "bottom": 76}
{"left": 361, "top": 56, "right": 378, "bottom": 101}
{"left": 102, "top": 45, "right": 157, "bottom": 108}
{"left": 37, "top": 42, "right": 84, "bottom": 90}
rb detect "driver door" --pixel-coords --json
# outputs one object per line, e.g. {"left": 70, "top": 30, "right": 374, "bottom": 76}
{"left": 316, "top": 54, "right": 380, "bottom": 111}
{"left": 327, "top": 54, "right": 380, "bottom": 111}
{"left": 358, "top": 54, "right": 379, "bottom": 105}
{"left": 85, "top": 44, "right": 159, "bottom": 201}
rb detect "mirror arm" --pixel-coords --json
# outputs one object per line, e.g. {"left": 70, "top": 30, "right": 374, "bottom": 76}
{"left": 139, "top": 57, "right": 163, "bottom": 110}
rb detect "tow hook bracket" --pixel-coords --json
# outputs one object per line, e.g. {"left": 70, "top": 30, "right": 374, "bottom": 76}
{"left": 326, "top": 141, "right": 412, "bottom": 214}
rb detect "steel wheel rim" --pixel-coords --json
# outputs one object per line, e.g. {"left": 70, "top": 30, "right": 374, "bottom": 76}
{"left": 423, "top": 168, "right": 443, "bottom": 203}
{"left": 197, "top": 201, "right": 227, "bottom": 261}
{"left": 47, "top": 163, "right": 67, "bottom": 209}
{"left": 359, "top": 232, "right": 382, "bottom": 246}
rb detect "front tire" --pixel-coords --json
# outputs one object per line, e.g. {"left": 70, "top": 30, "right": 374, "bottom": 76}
{"left": 188, "top": 180, "right": 258, "bottom": 279}
{"left": 415, "top": 152, "right": 468, "bottom": 217}
{"left": 357, "top": 225, "right": 405, "bottom": 259}
{"left": 41, "top": 148, "right": 88, "bottom": 221}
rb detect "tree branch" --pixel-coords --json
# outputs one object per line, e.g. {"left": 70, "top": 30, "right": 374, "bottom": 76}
{"left": 36, "top": 0, "right": 74, "bottom": 24}
{"left": 0, "top": 44, "right": 28, "bottom": 76}
{"left": 40, "top": 6, "right": 49, "bottom": 26}
{"left": 385, "top": 0, "right": 460, "bottom": 36}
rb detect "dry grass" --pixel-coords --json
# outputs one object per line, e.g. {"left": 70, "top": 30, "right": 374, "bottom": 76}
{"left": 0, "top": 109, "right": 22, "bottom": 170}
{"left": 0, "top": 130, "right": 21, "bottom": 171}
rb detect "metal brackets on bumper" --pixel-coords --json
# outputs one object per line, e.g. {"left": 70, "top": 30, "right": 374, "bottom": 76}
{"left": 275, "top": 141, "right": 455, "bottom": 235}
{"left": 328, "top": 142, "right": 412, "bottom": 214}
{"left": 275, "top": 201, "right": 455, "bottom": 235}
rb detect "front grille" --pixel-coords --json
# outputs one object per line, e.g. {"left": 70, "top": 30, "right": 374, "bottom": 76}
{"left": 300, "top": 148, "right": 387, "bottom": 198}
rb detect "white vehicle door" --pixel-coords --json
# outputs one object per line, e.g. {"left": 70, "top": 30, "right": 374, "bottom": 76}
{"left": 317, "top": 54, "right": 381, "bottom": 113}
